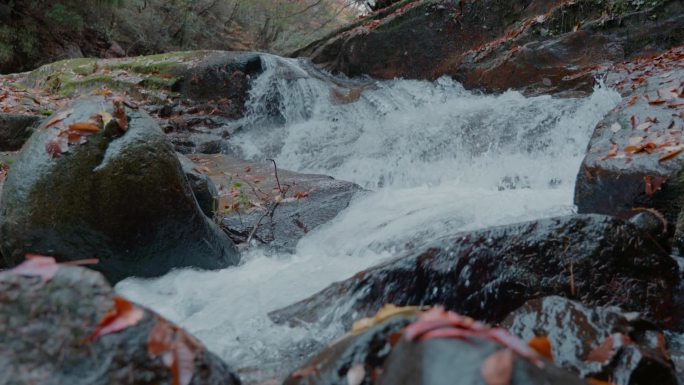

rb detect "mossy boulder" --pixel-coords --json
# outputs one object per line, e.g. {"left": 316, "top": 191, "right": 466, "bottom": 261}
{"left": 0, "top": 113, "right": 43, "bottom": 151}
{"left": 0, "top": 98, "right": 239, "bottom": 283}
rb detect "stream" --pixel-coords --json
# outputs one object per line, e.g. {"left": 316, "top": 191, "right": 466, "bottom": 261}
{"left": 116, "top": 55, "right": 620, "bottom": 378}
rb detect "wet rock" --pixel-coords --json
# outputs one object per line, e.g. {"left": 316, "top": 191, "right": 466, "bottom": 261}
{"left": 177, "top": 51, "right": 263, "bottom": 119}
{"left": 283, "top": 316, "right": 413, "bottom": 385}
{"left": 574, "top": 46, "right": 684, "bottom": 248}
{"left": 184, "top": 154, "right": 364, "bottom": 252}
{"left": 0, "top": 262, "right": 241, "bottom": 385}
{"left": 0, "top": 113, "right": 43, "bottom": 151}
{"left": 285, "top": 312, "right": 585, "bottom": 385}
{"left": 178, "top": 153, "right": 219, "bottom": 218}
{"left": 270, "top": 214, "right": 677, "bottom": 329}
{"left": 503, "top": 296, "right": 677, "bottom": 385}
{"left": 294, "top": 0, "right": 684, "bottom": 95}
{"left": 0, "top": 99, "right": 239, "bottom": 283}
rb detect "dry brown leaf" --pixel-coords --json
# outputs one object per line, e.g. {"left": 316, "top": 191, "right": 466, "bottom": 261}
{"left": 659, "top": 149, "right": 684, "bottom": 162}
{"left": 45, "top": 108, "right": 74, "bottom": 128}
{"left": 69, "top": 122, "right": 100, "bottom": 133}
{"left": 481, "top": 349, "right": 514, "bottom": 385}
{"left": 586, "top": 333, "right": 632, "bottom": 363}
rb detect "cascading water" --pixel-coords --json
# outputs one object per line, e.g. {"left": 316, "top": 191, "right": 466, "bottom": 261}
{"left": 116, "top": 54, "right": 620, "bottom": 378}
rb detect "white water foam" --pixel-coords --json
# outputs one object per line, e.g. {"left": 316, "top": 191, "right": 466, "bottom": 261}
{"left": 116, "top": 55, "right": 620, "bottom": 376}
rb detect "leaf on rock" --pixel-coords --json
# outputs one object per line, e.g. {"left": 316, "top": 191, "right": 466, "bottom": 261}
{"left": 9, "top": 254, "right": 59, "bottom": 282}
{"left": 586, "top": 333, "right": 632, "bottom": 364}
{"left": 69, "top": 122, "right": 100, "bottom": 134}
{"left": 148, "top": 317, "right": 203, "bottom": 385}
{"left": 351, "top": 304, "right": 420, "bottom": 335}
{"left": 45, "top": 134, "right": 69, "bottom": 158}
{"left": 587, "top": 379, "right": 617, "bottom": 385}
{"left": 89, "top": 296, "right": 144, "bottom": 340}
{"left": 644, "top": 175, "right": 667, "bottom": 197}
{"left": 45, "top": 108, "right": 74, "bottom": 128}
{"left": 659, "top": 149, "right": 684, "bottom": 162}
{"left": 112, "top": 98, "right": 128, "bottom": 131}
{"left": 528, "top": 336, "right": 553, "bottom": 361}
{"left": 480, "top": 349, "right": 514, "bottom": 385}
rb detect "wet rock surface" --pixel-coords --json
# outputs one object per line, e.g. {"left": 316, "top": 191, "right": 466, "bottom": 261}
{"left": 270, "top": 214, "right": 678, "bottom": 329}
{"left": 0, "top": 262, "right": 241, "bottom": 385}
{"left": 0, "top": 114, "right": 43, "bottom": 151}
{"left": 0, "top": 99, "right": 239, "bottom": 283}
{"left": 294, "top": 0, "right": 684, "bottom": 95}
{"left": 574, "top": 46, "right": 684, "bottom": 247}
{"left": 185, "top": 154, "right": 364, "bottom": 252}
{"left": 285, "top": 309, "right": 586, "bottom": 385}
{"left": 503, "top": 296, "right": 677, "bottom": 385}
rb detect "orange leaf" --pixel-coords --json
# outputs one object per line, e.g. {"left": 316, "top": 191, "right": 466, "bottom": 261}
{"left": 527, "top": 336, "right": 553, "bottom": 361}
{"left": 89, "top": 297, "right": 144, "bottom": 340}
{"left": 69, "top": 122, "right": 100, "bottom": 134}
{"left": 9, "top": 255, "right": 59, "bottom": 282}
{"left": 294, "top": 191, "right": 310, "bottom": 200}
{"left": 659, "top": 149, "right": 683, "bottom": 162}
{"left": 481, "top": 349, "right": 514, "bottom": 385}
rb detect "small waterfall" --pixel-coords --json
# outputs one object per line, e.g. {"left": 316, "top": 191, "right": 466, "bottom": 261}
{"left": 117, "top": 54, "right": 620, "bottom": 377}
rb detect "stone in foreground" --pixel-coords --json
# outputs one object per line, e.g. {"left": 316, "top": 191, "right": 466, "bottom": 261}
{"left": 270, "top": 214, "right": 677, "bottom": 328}
{"left": 0, "top": 262, "right": 241, "bottom": 385}
{"left": 0, "top": 99, "right": 239, "bottom": 283}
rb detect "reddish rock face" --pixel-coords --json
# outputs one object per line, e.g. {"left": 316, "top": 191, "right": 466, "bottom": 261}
{"left": 294, "top": 0, "right": 684, "bottom": 95}
{"left": 574, "top": 46, "right": 684, "bottom": 247}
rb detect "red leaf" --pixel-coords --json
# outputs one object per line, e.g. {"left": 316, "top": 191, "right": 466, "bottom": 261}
{"left": 89, "top": 296, "right": 144, "bottom": 340}
{"left": 528, "top": 336, "right": 553, "bottom": 361}
{"left": 45, "top": 135, "right": 68, "bottom": 158}
{"left": 9, "top": 255, "right": 59, "bottom": 282}
{"left": 630, "top": 116, "right": 639, "bottom": 129}
{"left": 112, "top": 98, "right": 129, "bottom": 132}
{"left": 481, "top": 349, "right": 514, "bottom": 385}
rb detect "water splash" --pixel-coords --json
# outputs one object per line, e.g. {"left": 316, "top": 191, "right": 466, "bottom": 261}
{"left": 117, "top": 55, "right": 620, "bottom": 379}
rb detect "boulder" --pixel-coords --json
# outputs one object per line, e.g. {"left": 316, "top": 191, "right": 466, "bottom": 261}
{"left": 574, "top": 46, "right": 684, "bottom": 248}
{"left": 270, "top": 214, "right": 678, "bottom": 329}
{"left": 285, "top": 308, "right": 585, "bottom": 385}
{"left": 0, "top": 260, "right": 241, "bottom": 385}
{"left": 294, "top": 0, "right": 684, "bottom": 95}
{"left": 503, "top": 296, "right": 677, "bottom": 385}
{"left": 177, "top": 153, "right": 219, "bottom": 218}
{"left": 0, "top": 114, "right": 43, "bottom": 151}
{"left": 185, "top": 154, "right": 364, "bottom": 252}
{"left": 0, "top": 99, "right": 239, "bottom": 283}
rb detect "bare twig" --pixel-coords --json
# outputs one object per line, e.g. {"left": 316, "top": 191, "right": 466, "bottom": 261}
{"left": 267, "top": 158, "right": 282, "bottom": 193}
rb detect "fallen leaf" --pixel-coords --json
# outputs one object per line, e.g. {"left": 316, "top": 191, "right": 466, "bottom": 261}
{"left": 528, "top": 336, "right": 553, "bottom": 361}
{"left": 346, "top": 364, "right": 366, "bottom": 385}
{"left": 89, "top": 297, "right": 145, "bottom": 340}
{"left": 481, "top": 349, "right": 514, "bottom": 385}
{"left": 45, "top": 135, "right": 69, "bottom": 158}
{"left": 9, "top": 255, "right": 59, "bottom": 282}
{"left": 293, "top": 191, "right": 310, "bottom": 200}
{"left": 112, "top": 98, "right": 128, "bottom": 131}
{"left": 99, "top": 111, "right": 113, "bottom": 126}
{"left": 351, "top": 304, "right": 419, "bottom": 334}
{"left": 586, "top": 333, "right": 632, "bottom": 364}
{"left": 45, "top": 109, "right": 74, "bottom": 128}
{"left": 659, "top": 149, "right": 684, "bottom": 162}
{"left": 69, "top": 122, "right": 100, "bottom": 134}
{"left": 587, "top": 379, "right": 617, "bottom": 385}
{"left": 631, "top": 116, "right": 639, "bottom": 129}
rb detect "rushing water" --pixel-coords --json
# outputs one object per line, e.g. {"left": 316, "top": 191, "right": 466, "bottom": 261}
{"left": 116, "top": 55, "right": 620, "bottom": 377}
